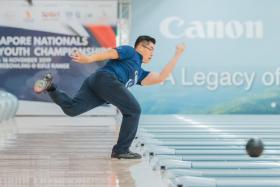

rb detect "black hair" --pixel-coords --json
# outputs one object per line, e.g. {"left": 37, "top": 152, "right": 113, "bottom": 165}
{"left": 134, "top": 35, "right": 156, "bottom": 48}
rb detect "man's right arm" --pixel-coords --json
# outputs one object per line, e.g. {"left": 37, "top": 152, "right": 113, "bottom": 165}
{"left": 71, "top": 49, "right": 119, "bottom": 64}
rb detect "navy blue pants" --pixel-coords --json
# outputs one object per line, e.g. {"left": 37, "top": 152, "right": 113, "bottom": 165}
{"left": 48, "top": 71, "right": 141, "bottom": 154}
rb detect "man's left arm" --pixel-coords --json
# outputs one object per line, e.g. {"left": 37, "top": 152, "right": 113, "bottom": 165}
{"left": 141, "top": 43, "right": 186, "bottom": 86}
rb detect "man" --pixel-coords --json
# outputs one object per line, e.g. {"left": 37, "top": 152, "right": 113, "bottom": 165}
{"left": 33, "top": 35, "right": 186, "bottom": 159}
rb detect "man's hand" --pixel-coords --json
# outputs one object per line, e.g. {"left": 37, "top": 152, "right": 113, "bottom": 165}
{"left": 175, "top": 43, "right": 186, "bottom": 56}
{"left": 70, "top": 51, "right": 91, "bottom": 64}
{"left": 141, "top": 43, "right": 186, "bottom": 86}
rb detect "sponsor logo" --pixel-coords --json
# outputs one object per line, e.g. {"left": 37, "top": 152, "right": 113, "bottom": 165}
{"left": 4, "top": 12, "right": 16, "bottom": 21}
{"left": 23, "top": 10, "right": 34, "bottom": 22}
{"left": 65, "top": 11, "right": 94, "bottom": 20}
{"left": 41, "top": 11, "right": 60, "bottom": 20}
{"left": 125, "top": 71, "right": 138, "bottom": 88}
{"left": 160, "top": 16, "right": 263, "bottom": 39}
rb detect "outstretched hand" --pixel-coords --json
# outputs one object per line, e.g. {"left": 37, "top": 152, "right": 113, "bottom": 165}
{"left": 70, "top": 51, "right": 91, "bottom": 64}
{"left": 175, "top": 43, "right": 186, "bottom": 56}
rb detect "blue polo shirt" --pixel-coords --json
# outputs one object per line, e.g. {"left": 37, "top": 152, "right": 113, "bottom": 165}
{"left": 97, "top": 45, "right": 150, "bottom": 88}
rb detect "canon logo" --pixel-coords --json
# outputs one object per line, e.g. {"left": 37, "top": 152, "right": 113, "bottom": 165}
{"left": 41, "top": 11, "right": 60, "bottom": 18}
{"left": 160, "top": 16, "right": 263, "bottom": 39}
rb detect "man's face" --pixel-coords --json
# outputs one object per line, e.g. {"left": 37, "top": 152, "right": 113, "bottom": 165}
{"left": 138, "top": 41, "right": 155, "bottom": 64}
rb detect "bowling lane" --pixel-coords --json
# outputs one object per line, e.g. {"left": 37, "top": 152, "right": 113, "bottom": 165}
{"left": 136, "top": 115, "right": 280, "bottom": 187}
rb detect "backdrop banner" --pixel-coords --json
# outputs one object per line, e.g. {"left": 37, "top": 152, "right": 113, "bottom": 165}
{"left": 130, "top": 0, "right": 280, "bottom": 114}
{"left": 0, "top": 0, "right": 117, "bottom": 103}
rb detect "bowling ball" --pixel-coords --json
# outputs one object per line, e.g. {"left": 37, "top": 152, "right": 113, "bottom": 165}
{"left": 246, "top": 138, "right": 264, "bottom": 157}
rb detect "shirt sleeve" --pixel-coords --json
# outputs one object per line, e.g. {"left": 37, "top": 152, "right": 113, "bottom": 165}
{"left": 137, "top": 69, "right": 150, "bottom": 86}
{"left": 115, "top": 45, "right": 136, "bottom": 60}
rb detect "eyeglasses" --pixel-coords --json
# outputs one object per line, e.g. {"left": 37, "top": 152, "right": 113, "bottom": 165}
{"left": 141, "top": 44, "right": 154, "bottom": 52}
